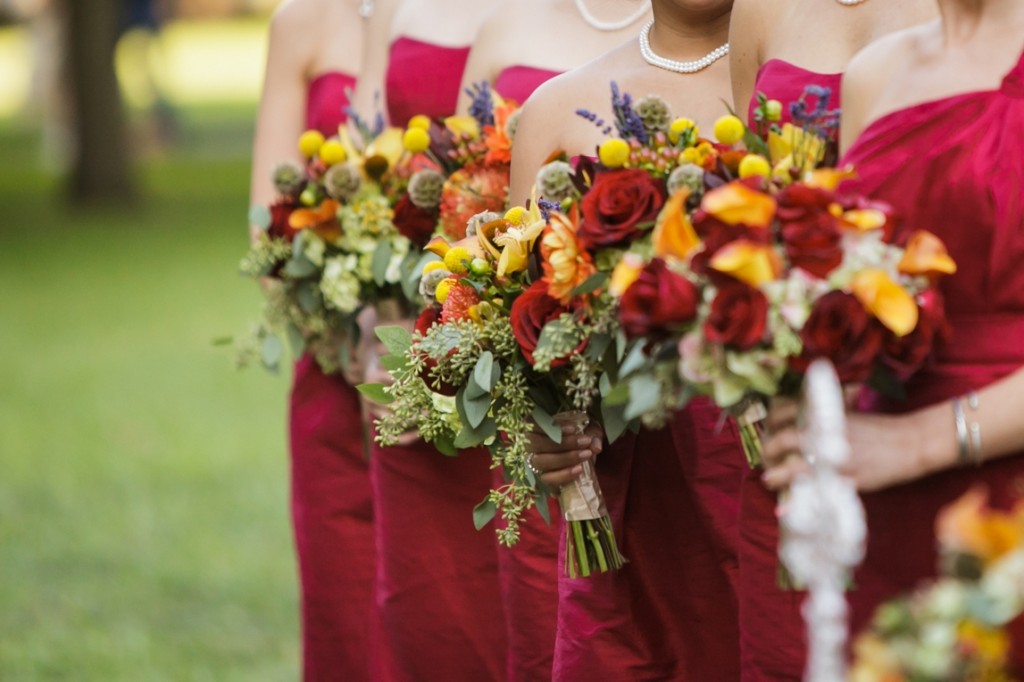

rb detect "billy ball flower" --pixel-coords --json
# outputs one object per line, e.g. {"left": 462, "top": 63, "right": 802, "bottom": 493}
{"left": 599, "top": 138, "right": 631, "bottom": 168}
{"left": 738, "top": 154, "right": 771, "bottom": 180}
{"left": 322, "top": 162, "right": 362, "bottom": 201}
{"left": 272, "top": 161, "right": 305, "bottom": 196}
{"left": 443, "top": 246, "right": 473, "bottom": 275}
{"left": 713, "top": 115, "right": 745, "bottom": 145}
{"left": 669, "top": 117, "right": 698, "bottom": 145}
{"left": 407, "top": 168, "right": 445, "bottom": 209}
{"left": 319, "top": 139, "right": 347, "bottom": 165}
{"left": 534, "top": 161, "right": 575, "bottom": 202}
{"left": 408, "top": 114, "right": 431, "bottom": 131}
{"left": 298, "top": 129, "right": 325, "bottom": 158}
{"left": 667, "top": 163, "right": 705, "bottom": 197}
{"left": 635, "top": 95, "right": 672, "bottom": 136}
{"left": 403, "top": 127, "right": 431, "bottom": 153}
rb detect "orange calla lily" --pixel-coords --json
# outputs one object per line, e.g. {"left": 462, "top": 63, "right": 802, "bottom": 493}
{"left": 841, "top": 208, "right": 889, "bottom": 232}
{"left": 936, "top": 487, "right": 1024, "bottom": 565}
{"left": 609, "top": 254, "right": 644, "bottom": 297}
{"left": 898, "top": 230, "right": 958, "bottom": 278}
{"left": 424, "top": 236, "right": 452, "bottom": 258}
{"left": 654, "top": 190, "right": 701, "bottom": 260}
{"left": 541, "top": 211, "right": 596, "bottom": 303}
{"left": 708, "top": 240, "right": 780, "bottom": 287}
{"left": 805, "top": 166, "right": 856, "bottom": 191}
{"left": 701, "top": 182, "right": 777, "bottom": 229}
{"left": 289, "top": 199, "right": 342, "bottom": 241}
{"left": 850, "top": 269, "right": 919, "bottom": 337}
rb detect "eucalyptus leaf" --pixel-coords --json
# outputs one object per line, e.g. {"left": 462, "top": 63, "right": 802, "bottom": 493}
{"left": 260, "top": 334, "right": 284, "bottom": 369}
{"left": 283, "top": 254, "right": 318, "bottom": 279}
{"left": 286, "top": 324, "right": 306, "bottom": 357}
{"left": 434, "top": 432, "right": 459, "bottom": 457}
{"left": 462, "top": 391, "right": 491, "bottom": 430}
{"left": 248, "top": 204, "right": 271, "bottom": 230}
{"left": 465, "top": 374, "right": 489, "bottom": 401}
{"left": 601, "top": 400, "right": 629, "bottom": 443}
{"left": 618, "top": 341, "right": 649, "bottom": 379}
{"left": 531, "top": 406, "right": 562, "bottom": 444}
{"left": 601, "top": 380, "right": 631, "bottom": 406}
{"left": 568, "top": 271, "right": 609, "bottom": 297}
{"left": 534, "top": 494, "right": 552, "bottom": 526}
{"left": 296, "top": 281, "right": 321, "bottom": 314}
{"left": 473, "top": 351, "right": 498, "bottom": 392}
{"left": 454, "top": 417, "right": 496, "bottom": 449}
{"left": 375, "top": 326, "right": 412, "bottom": 356}
{"left": 380, "top": 354, "right": 407, "bottom": 372}
{"left": 371, "top": 239, "right": 393, "bottom": 287}
{"left": 473, "top": 498, "right": 498, "bottom": 531}
{"left": 625, "top": 374, "right": 663, "bottom": 421}
{"left": 356, "top": 382, "right": 394, "bottom": 405}
{"left": 585, "top": 332, "right": 612, "bottom": 363}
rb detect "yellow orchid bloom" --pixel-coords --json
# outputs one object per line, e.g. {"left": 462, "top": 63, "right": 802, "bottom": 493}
{"left": 444, "top": 115, "right": 480, "bottom": 140}
{"left": 768, "top": 123, "right": 826, "bottom": 179}
{"left": 363, "top": 127, "right": 405, "bottom": 179}
{"left": 701, "top": 182, "right": 777, "bottom": 229}
{"left": 654, "top": 190, "right": 701, "bottom": 260}
{"left": 708, "top": 240, "right": 780, "bottom": 287}
{"left": 898, "top": 230, "right": 958, "bottom": 278}
{"left": 850, "top": 269, "right": 919, "bottom": 337}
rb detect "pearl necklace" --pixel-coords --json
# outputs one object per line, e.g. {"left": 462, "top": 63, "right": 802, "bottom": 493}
{"left": 638, "top": 20, "right": 729, "bottom": 74}
{"left": 574, "top": 0, "right": 649, "bottom": 32}
{"left": 834, "top": 0, "right": 868, "bottom": 5}
{"left": 359, "top": 0, "right": 374, "bottom": 19}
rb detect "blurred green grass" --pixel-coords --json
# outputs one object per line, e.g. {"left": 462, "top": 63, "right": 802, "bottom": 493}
{"left": 0, "top": 106, "right": 300, "bottom": 679}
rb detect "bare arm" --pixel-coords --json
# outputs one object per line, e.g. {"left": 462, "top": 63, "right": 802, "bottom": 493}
{"left": 728, "top": 0, "right": 766, "bottom": 124}
{"left": 349, "top": 0, "right": 399, "bottom": 126}
{"left": 455, "top": 4, "right": 506, "bottom": 115}
{"left": 507, "top": 80, "right": 568, "bottom": 206}
{"left": 248, "top": 1, "right": 314, "bottom": 244}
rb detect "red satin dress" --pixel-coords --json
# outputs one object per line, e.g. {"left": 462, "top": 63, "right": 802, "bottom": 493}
{"left": 552, "top": 399, "right": 743, "bottom": 680}
{"left": 372, "top": 39, "right": 507, "bottom": 682}
{"left": 841, "top": 48, "right": 1024, "bottom": 654}
{"left": 290, "top": 70, "right": 376, "bottom": 682}
{"left": 493, "top": 64, "right": 559, "bottom": 104}
{"left": 737, "top": 60, "right": 844, "bottom": 682}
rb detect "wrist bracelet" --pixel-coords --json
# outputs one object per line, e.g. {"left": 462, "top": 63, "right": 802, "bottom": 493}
{"left": 952, "top": 395, "right": 970, "bottom": 466}
{"left": 966, "top": 391, "right": 982, "bottom": 465}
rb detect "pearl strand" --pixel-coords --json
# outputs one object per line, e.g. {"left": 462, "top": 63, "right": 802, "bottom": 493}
{"left": 574, "top": 0, "right": 649, "bottom": 32}
{"left": 638, "top": 20, "right": 729, "bottom": 74}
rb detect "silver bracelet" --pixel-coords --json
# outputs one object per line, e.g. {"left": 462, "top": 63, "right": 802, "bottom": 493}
{"left": 966, "top": 391, "right": 982, "bottom": 465}
{"left": 952, "top": 395, "right": 970, "bottom": 466}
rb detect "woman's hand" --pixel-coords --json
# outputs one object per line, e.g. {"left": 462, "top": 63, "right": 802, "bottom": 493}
{"left": 526, "top": 421, "right": 604, "bottom": 488}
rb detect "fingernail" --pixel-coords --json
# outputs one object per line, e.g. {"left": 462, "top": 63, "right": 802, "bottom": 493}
{"left": 578, "top": 450, "right": 593, "bottom": 461}
{"left": 576, "top": 436, "right": 591, "bottom": 448}
{"left": 561, "top": 425, "right": 576, "bottom": 434}
{"left": 571, "top": 465, "right": 583, "bottom": 475}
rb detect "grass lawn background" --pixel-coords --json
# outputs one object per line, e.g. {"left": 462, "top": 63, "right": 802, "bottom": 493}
{"left": 0, "top": 26, "right": 303, "bottom": 675}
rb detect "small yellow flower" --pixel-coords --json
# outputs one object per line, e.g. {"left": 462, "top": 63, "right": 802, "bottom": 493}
{"left": 318, "top": 139, "right": 347, "bottom": 165}
{"left": 679, "top": 141, "right": 714, "bottom": 167}
{"left": 764, "top": 100, "right": 783, "bottom": 122}
{"left": 851, "top": 269, "right": 919, "bottom": 337}
{"left": 443, "top": 246, "right": 472, "bottom": 274}
{"left": 444, "top": 115, "right": 480, "bottom": 140}
{"left": 403, "top": 127, "right": 431, "bottom": 154}
{"left": 298, "top": 130, "right": 325, "bottom": 158}
{"left": 738, "top": 154, "right": 771, "bottom": 179}
{"left": 422, "top": 260, "right": 447, "bottom": 275}
{"left": 599, "top": 138, "right": 630, "bottom": 168}
{"left": 668, "top": 117, "right": 698, "bottom": 144}
{"left": 408, "top": 115, "right": 431, "bottom": 131}
{"left": 504, "top": 206, "right": 527, "bottom": 225}
{"left": 435, "top": 277, "right": 458, "bottom": 304}
{"left": 713, "top": 115, "right": 745, "bottom": 145}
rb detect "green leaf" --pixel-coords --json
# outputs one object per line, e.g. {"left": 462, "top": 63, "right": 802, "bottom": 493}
{"left": 618, "top": 341, "right": 649, "bottom": 379}
{"left": 531, "top": 406, "right": 562, "bottom": 444}
{"left": 625, "top": 374, "right": 663, "bottom": 421}
{"left": 375, "top": 325, "right": 412, "bottom": 356}
{"left": 473, "top": 498, "right": 498, "bottom": 531}
{"left": 535, "top": 494, "right": 552, "bottom": 525}
{"left": 454, "top": 417, "right": 496, "bottom": 449}
{"left": 601, "top": 379, "right": 631, "bottom": 406}
{"left": 433, "top": 431, "right": 459, "bottom": 457}
{"left": 462, "top": 391, "right": 491, "bottom": 430}
{"left": 356, "top": 382, "right": 393, "bottom": 405}
{"left": 465, "top": 374, "right": 489, "bottom": 401}
{"left": 286, "top": 324, "right": 306, "bottom": 357}
{"left": 211, "top": 336, "right": 234, "bottom": 347}
{"left": 404, "top": 251, "right": 439, "bottom": 301}
{"left": 248, "top": 204, "right": 271, "bottom": 230}
{"left": 380, "top": 354, "right": 407, "bottom": 372}
{"left": 473, "top": 351, "right": 499, "bottom": 392}
{"left": 585, "top": 332, "right": 613, "bottom": 364}
{"left": 371, "top": 239, "right": 393, "bottom": 287}
{"left": 569, "top": 271, "right": 609, "bottom": 297}
{"left": 283, "top": 254, "right": 317, "bottom": 278}
{"left": 260, "top": 334, "right": 284, "bottom": 369}
{"left": 295, "top": 281, "right": 321, "bottom": 314}
{"left": 601, "top": 400, "right": 629, "bottom": 443}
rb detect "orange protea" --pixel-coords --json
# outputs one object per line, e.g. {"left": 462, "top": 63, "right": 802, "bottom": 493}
{"left": 288, "top": 198, "right": 342, "bottom": 241}
{"left": 541, "top": 211, "right": 597, "bottom": 304}
{"left": 483, "top": 102, "right": 517, "bottom": 166}
{"left": 898, "top": 230, "right": 957, "bottom": 279}
{"left": 936, "top": 487, "right": 1024, "bottom": 566}
{"left": 653, "top": 190, "right": 701, "bottom": 260}
{"left": 440, "top": 280, "right": 482, "bottom": 324}
{"left": 438, "top": 165, "right": 510, "bottom": 240}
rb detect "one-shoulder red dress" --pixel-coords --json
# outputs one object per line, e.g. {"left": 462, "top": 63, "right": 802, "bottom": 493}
{"left": 368, "top": 38, "right": 507, "bottom": 682}
{"left": 291, "top": 70, "right": 376, "bottom": 682}
{"left": 841, "top": 47, "right": 1024, "bottom": 655}
{"left": 739, "top": 59, "right": 843, "bottom": 682}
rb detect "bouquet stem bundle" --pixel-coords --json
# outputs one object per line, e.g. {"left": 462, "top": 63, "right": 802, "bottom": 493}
{"left": 735, "top": 399, "right": 769, "bottom": 468}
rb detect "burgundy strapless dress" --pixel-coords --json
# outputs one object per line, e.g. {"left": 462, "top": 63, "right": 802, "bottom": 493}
{"left": 372, "top": 39, "right": 507, "bottom": 681}
{"left": 552, "top": 399, "right": 742, "bottom": 681}
{"left": 290, "top": 70, "right": 375, "bottom": 682}
{"left": 385, "top": 37, "right": 471, "bottom": 127}
{"left": 735, "top": 60, "right": 846, "bottom": 682}
{"left": 841, "top": 48, "right": 1024, "bottom": 655}
{"left": 493, "top": 64, "right": 560, "bottom": 104}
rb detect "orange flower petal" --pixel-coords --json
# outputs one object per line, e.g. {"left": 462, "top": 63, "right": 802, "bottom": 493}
{"left": 609, "top": 254, "right": 644, "bottom": 297}
{"left": 805, "top": 166, "right": 856, "bottom": 191}
{"left": 424, "top": 236, "right": 452, "bottom": 258}
{"left": 850, "top": 269, "right": 919, "bottom": 337}
{"left": 708, "top": 240, "right": 780, "bottom": 287}
{"left": 937, "top": 487, "right": 1024, "bottom": 565}
{"left": 653, "top": 190, "right": 701, "bottom": 260}
{"left": 701, "top": 182, "right": 777, "bottom": 229}
{"left": 898, "top": 230, "right": 958, "bottom": 278}
{"left": 841, "top": 208, "right": 889, "bottom": 232}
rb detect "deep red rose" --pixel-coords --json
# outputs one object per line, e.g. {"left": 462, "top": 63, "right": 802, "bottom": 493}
{"left": 412, "top": 306, "right": 458, "bottom": 396}
{"left": 689, "top": 210, "right": 770, "bottom": 275}
{"left": 703, "top": 280, "right": 770, "bottom": 350}
{"left": 881, "top": 289, "right": 950, "bottom": 379}
{"left": 267, "top": 198, "right": 299, "bottom": 242}
{"left": 392, "top": 194, "right": 438, "bottom": 248}
{"left": 792, "top": 291, "right": 886, "bottom": 383}
{"left": 618, "top": 258, "right": 700, "bottom": 341}
{"left": 578, "top": 168, "right": 666, "bottom": 250}
{"left": 509, "top": 281, "right": 581, "bottom": 367}
{"left": 776, "top": 184, "right": 844, "bottom": 278}
{"left": 414, "top": 306, "right": 441, "bottom": 336}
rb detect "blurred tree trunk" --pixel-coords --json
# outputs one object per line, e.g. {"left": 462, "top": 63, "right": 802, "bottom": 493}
{"left": 64, "top": 0, "right": 136, "bottom": 203}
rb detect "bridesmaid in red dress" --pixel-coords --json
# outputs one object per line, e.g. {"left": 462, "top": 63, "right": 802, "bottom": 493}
{"left": 511, "top": 2, "right": 743, "bottom": 679}
{"left": 762, "top": 0, "right": 1024, "bottom": 666}
{"left": 727, "top": 1, "right": 934, "bottom": 678}
{"left": 249, "top": 1, "right": 371, "bottom": 680}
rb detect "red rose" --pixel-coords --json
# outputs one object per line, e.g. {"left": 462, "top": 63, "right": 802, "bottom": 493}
{"left": 267, "top": 198, "right": 299, "bottom": 242}
{"left": 776, "top": 184, "right": 843, "bottom": 278}
{"left": 414, "top": 306, "right": 441, "bottom": 336}
{"left": 881, "top": 289, "right": 950, "bottom": 379}
{"left": 509, "top": 281, "right": 580, "bottom": 367}
{"left": 703, "top": 279, "right": 769, "bottom": 350}
{"left": 578, "top": 169, "right": 666, "bottom": 250}
{"left": 690, "top": 210, "right": 769, "bottom": 275}
{"left": 792, "top": 291, "right": 885, "bottom": 383}
{"left": 412, "top": 306, "right": 458, "bottom": 396}
{"left": 393, "top": 194, "right": 438, "bottom": 248}
{"left": 618, "top": 258, "right": 700, "bottom": 341}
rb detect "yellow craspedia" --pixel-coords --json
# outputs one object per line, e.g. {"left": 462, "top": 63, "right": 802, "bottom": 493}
{"left": 668, "top": 117, "right": 698, "bottom": 144}
{"left": 403, "top": 127, "right": 431, "bottom": 153}
{"left": 443, "top": 246, "right": 472, "bottom": 274}
{"left": 713, "top": 115, "right": 745, "bottom": 145}
{"left": 408, "top": 115, "right": 431, "bottom": 131}
{"left": 504, "top": 206, "right": 527, "bottom": 225}
{"left": 318, "top": 139, "right": 347, "bottom": 165}
{"left": 738, "top": 154, "right": 771, "bottom": 179}
{"left": 435, "top": 277, "right": 458, "bottom": 303}
{"left": 598, "top": 138, "right": 630, "bottom": 168}
{"left": 422, "top": 260, "right": 447, "bottom": 275}
{"left": 298, "top": 130, "right": 325, "bottom": 158}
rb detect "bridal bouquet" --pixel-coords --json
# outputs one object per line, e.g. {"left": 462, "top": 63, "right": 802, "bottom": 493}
{"left": 607, "top": 171, "right": 957, "bottom": 465}
{"left": 852, "top": 488, "right": 1024, "bottom": 681}
{"left": 240, "top": 124, "right": 423, "bottom": 373}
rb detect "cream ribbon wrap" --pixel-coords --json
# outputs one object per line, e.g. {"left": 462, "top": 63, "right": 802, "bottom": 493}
{"left": 555, "top": 411, "right": 610, "bottom": 522}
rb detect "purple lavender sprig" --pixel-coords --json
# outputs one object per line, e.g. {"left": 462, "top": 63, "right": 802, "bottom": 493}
{"left": 610, "top": 81, "right": 648, "bottom": 144}
{"left": 575, "top": 108, "right": 613, "bottom": 136}
{"left": 344, "top": 88, "right": 385, "bottom": 143}
{"left": 537, "top": 198, "right": 561, "bottom": 222}
{"left": 464, "top": 81, "right": 495, "bottom": 128}
{"left": 789, "top": 85, "right": 841, "bottom": 140}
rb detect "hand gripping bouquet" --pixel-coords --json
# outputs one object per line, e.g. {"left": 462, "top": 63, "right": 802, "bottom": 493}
{"left": 239, "top": 121, "right": 425, "bottom": 373}
{"left": 852, "top": 489, "right": 1024, "bottom": 682}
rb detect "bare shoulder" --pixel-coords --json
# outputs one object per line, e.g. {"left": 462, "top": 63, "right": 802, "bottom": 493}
{"left": 270, "top": 0, "right": 324, "bottom": 33}
{"left": 844, "top": 24, "right": 923, "bottom": 97}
